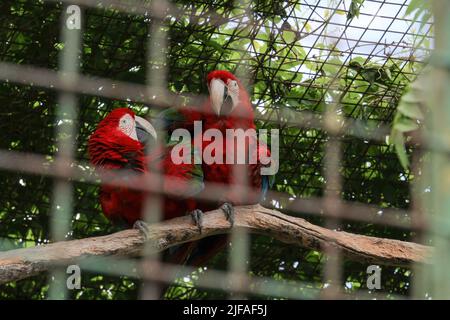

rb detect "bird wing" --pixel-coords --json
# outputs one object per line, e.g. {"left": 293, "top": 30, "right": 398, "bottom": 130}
{"left": 154, "top": 105, "right": 203, "bottom": 138}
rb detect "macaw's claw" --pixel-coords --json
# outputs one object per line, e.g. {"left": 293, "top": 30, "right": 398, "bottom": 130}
{"left": 189, "top": 209, "right": 204, "bottom": 234}
{"left": 133, "top": 220, "right": 150, "bottom": 240}
{"left": 220, "top": 202, "right": 234, "bottom": 227}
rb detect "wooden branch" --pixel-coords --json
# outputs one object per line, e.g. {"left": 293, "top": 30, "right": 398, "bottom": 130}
{"left": 0, "top": 205, "right": 431, "bottom": 284}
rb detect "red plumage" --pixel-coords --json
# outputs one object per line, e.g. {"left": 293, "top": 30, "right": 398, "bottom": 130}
{"left": 173, "top": 70, "right": 272, "bottom": 266}
{"left": 198, "top": 70, "right": 269, "bottom": 208}
{"left": 88, "top": 108, "right": 199, "bottom": 226}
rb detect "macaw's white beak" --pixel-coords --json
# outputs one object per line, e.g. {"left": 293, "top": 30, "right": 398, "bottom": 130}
{"left": 135, "top": 116, "right": 157, "bottom": 145}
{"left": 209, "top": 78, "right": 226, "bottom": 116}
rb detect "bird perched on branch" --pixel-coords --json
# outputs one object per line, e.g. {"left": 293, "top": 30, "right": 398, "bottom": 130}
{"left": 160, "top": 70, "right": 274, "bottom": 213}
{"left": 88, "top": 108, "right": 204, "bottom": 239}
{"left": 158, "top": 70, "right": 275, "bottom": 265}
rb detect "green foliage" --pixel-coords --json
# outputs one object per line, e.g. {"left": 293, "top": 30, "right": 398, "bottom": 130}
{"left": 390, "top": 67, "right": 429, "bottom": 170}
{"left": 405, "top": 0, "right": 433, "bottom": 32}
{"left": 347, "top": 0, "right": 365, "bottom": 22}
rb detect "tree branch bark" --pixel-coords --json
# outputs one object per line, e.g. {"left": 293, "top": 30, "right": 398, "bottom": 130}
{"left": 0, "top": 204, "right": 431, "bottom": 284}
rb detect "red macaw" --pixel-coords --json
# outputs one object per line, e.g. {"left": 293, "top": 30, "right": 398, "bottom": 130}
{"left": 88, "top": 108, "right": 205, "bottom": 240}
{"left": 200, "top": 70, "right": 271, "bottom": 206}
{"left": 161, "top": 70, "right": 272, "bottom": 212}
{"left": 158, "top": 70, "right": 274, "bottom": 265}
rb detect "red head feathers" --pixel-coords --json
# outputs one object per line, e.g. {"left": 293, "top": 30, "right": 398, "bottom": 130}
{"left": 88, "top": 108, "right": 157, "bottom": 172}
{"left": 204, "top": 70, "right": 254, "bottom": 129}
{"left": 206, "top": 70, "right": 238, "bottom": 85}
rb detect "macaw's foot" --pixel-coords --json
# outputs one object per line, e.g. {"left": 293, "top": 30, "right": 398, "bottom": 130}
{"left": 220, "top": 202, "right": 234, "bottom": 227}
{"left": 189, "top": 209, "right": 204, "bottom": 234}
{"left": 133, "top": 220, "right": 150, "bottom": 240}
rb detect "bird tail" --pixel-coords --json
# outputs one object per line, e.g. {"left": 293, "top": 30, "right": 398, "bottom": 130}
{"left": 159, "top": 236, "right": 229, "bottom": 299}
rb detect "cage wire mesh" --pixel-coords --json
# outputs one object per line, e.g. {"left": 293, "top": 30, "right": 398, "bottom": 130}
{"left": 0, "top": 0, "right": 436, "bottom": 299}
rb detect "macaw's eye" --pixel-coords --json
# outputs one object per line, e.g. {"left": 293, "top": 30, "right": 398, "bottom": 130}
{"left": 228, "top": 80, "right": 238, "bottom": 88}
{"left": 120, "top": 116, "right": 132, "bottom": 125}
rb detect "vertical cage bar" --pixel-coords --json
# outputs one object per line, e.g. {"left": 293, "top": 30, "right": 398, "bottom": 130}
{"left": 139, "top": 0, "right": 169, "bottom": 300}
{"left": 227, "top": 0, "right": 255, "bottom": 300}
{"left": 421, "top": 0, "right": 450, "bottom": 299}
{"left": 322, "top": 94, "right": 343, "bottom": 299}
{"left": 47, "top": 3, "right": 82, "bottom": 300}
{"left": 411, "top": 147, "right": 427, "bottom": 299}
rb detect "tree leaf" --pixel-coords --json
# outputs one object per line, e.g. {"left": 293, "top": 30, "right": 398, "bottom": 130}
{"left": 347, "top": 0, "right": 365, "bottom": 22}
{"left": 282, "top": 30, "right": 296, "bottom": 44}
{"left": 393, "top": 116, "right": 419, "bottom": 132}
{"left": 397, "top": 100, "right": 424, "bottom": 120}
{"left": 392, "top": 130, "right": 410, "bottom": 170}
